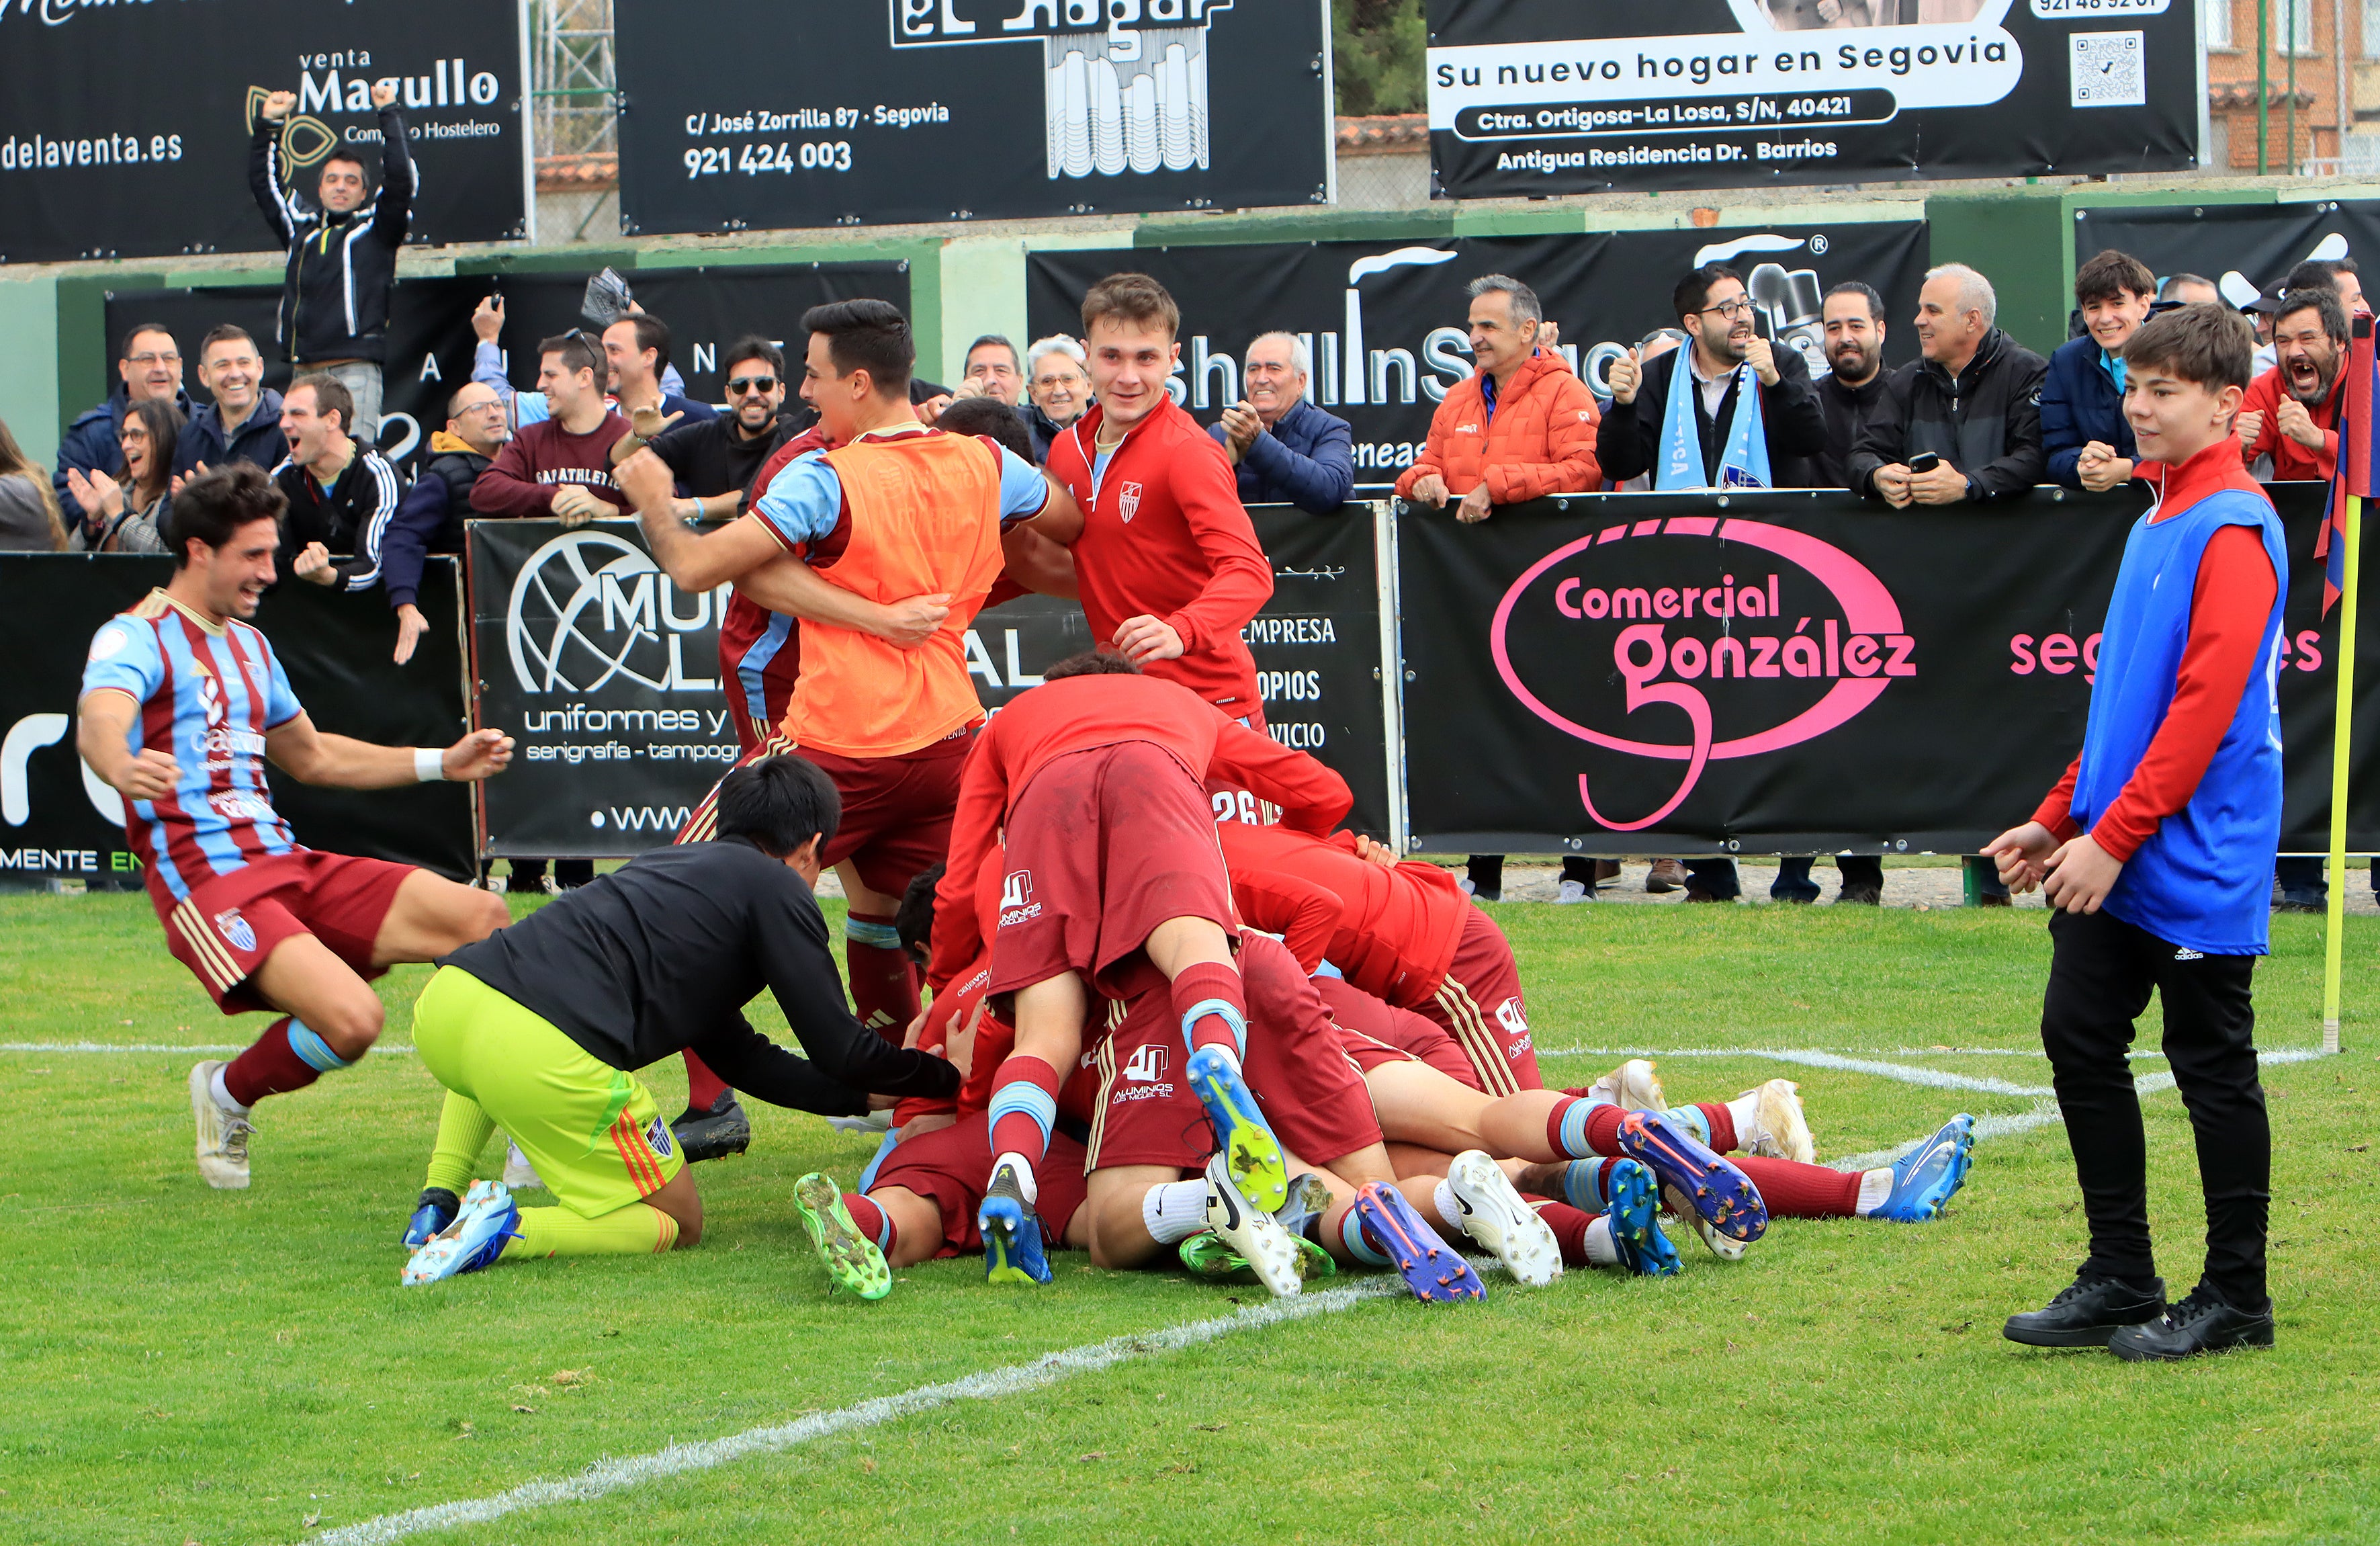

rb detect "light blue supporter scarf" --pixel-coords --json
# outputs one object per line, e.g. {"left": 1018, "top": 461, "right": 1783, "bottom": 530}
{"left": 1656, "top": 351, "right": 1771, "bottom": 490}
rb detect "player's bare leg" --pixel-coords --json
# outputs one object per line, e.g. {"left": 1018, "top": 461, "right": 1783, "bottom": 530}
{"left": 367, "top": 870, "right": 510, "bottom": 967}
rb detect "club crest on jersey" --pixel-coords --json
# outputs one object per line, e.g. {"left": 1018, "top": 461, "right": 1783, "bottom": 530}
{"left": 212, "top": 907, "right": 257, "bottom": 953}
{"left": 1118, "top": 482, "right": 1142, "bottom": 522}
{"left": 1122, "top": 1043, "right": 1168, "bottom": 1084}
{"left": 646, "top": 1117, "right": 675, "bottom": 1158}
{"left": 195, "top": 671, "right": 226, "bottom": 729}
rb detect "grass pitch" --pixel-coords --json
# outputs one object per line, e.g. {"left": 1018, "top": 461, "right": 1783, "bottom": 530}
{"left": 2, "top": 890, "right": 2375, "bottom": 1545}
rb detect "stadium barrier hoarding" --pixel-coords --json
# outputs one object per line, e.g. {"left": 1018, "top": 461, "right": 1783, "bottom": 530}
{"left": 1424, "top": 0, "right": 2199, "bottom": 197}
{"left": 0, "top": 0, "right": 529, "bottom": 263}
{"left": 0, "top": 555, "right": 472, "bottom": 892}
{"left": 103, "top": 261, "right": 911, "bottom": 471}
{"left": 1394, "top": 483, "right": 2380, "bottom": 858}
{"left": 2071, "top": 201, "right": 2380, "bottom": 306}
{"left": 1028, "top": 224, "right": 1930, "bottom": 484}
{"left": 611, "top": 0, "right": 1333, "bottom": 237}
{"left": 467, "top": 503, "right": 1394, "bottom": 858}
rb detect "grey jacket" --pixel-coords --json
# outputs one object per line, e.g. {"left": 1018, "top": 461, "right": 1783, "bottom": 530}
{"left": 0, "top": 472, "right": 62, "bottom": 551}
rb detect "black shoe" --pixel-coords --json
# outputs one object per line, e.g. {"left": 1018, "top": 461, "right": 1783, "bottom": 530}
{"left": 1974, "top": 893, "right": 2012, "bottom": 908}
{"left": 672, "top": 1092, "right": 752, "bottom": 1164}
{"left": 2107, "top": 1286, "right": 2275, "bottom": 1361}
{"left": 2274, "top": 897, "right": 2324, "bottom": 914}
{"left": 2002, "top": 1275, "right": 2166, "bottom": 1348}
{"left": 1837, "top": 882, "right": 1884, "bottom": 906}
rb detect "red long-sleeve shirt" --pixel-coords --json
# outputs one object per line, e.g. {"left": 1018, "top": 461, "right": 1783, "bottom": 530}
{"left": 468, "top": 414, "right": 631, "bottom": 519}
{"left": 2032, "top": 448, "right": 2281, "bottom": 862}
{"left": 1046, "top": 396, "right": 1273, "bottom": 718}
{"left": 928, "top": 672, "right": 1351, "bottom": 989}
{"left": 2236, "top": 365, "right": 2340, "bottom": 484}
{"left": 1217, "top": 820, "right": 1468, "bottom": 1009}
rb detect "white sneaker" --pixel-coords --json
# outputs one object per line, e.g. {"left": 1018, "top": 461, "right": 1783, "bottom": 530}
{"left": 188, "top": 1060, "right": 253, "bottom": 1190}
{"left": 1553, "top": 879, "right": 1591, "bottom": 904}
{"left": 1662, "top": 1182, "right": 1751, "bottom": 1260}
{"left": 477, "top": 875, "right": 509, "bottom": 894}
{"left": 502, "top": 1140, "right": 545, "bottom": 1191}
{"left": 1204, "top": 1154, "right": 1302, "bottom": 1298}
{"left": 1444, "top": 1150, "right": 1561, "bottom": 1287}
{"left": 1587, "top": 1058, "right": 1666, "bottom": 1112}
{"left": 1738, "top": 1078, "right": 1816, "bottom": 1165}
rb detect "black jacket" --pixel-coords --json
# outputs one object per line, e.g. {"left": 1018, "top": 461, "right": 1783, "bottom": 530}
{"left": 173, "top": 388, "right": 288, "bottom": 478}
{"left": 251, "top": 107, "right": 413, "bottom": 364}
{"left": 648, "top": 411, "right": 803, "bottom": 501}
{"left": 1847, "top": 328, "right": 2049, "bottom": 503}
{"left": 1595, "top": 343, "right": 1826, "bottom": 488}
{"left": 381, "top": 437, "right": 491, "bottom": 609}
{"left": 1814, "top": 368, "right": 1890, "bottom": 491}
{"left": 271, "top": 447, "right": 400, "bottom": 591}
{"left": 439, "top": 839, "right": 957, "bottom": 1113}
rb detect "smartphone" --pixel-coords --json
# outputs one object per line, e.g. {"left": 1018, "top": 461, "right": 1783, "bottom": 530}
{"left": 1906, "top": 452, "right": 1941, "bottom": 474}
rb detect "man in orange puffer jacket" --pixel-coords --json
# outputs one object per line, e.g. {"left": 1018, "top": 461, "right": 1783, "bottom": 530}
{"left": 1396, "top": 273, "right": 1601, "bottom": 521}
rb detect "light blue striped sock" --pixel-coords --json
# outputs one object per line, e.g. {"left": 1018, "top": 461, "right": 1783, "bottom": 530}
{"left": 844, "top": 916, "right": 903, "bottom": 951}
{"left": 1661, "top": 1105, "right": 1711, "bottom": 1145}
{"left": 285, "top": 1019, "right": 353, "bottom": 1073}
{"left": 1339, "top": 1206, "right": 1390, "bottom": 1266}
{"left": 1558, "top": 1159, "right": 1610, "bottom": 1214}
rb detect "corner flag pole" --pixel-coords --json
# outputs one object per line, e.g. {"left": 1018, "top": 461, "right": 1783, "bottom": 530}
{"left": 2324, "top": 494, "right": 2361, "bottom": 1054}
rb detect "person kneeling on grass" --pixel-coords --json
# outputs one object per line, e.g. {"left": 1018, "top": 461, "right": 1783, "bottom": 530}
{"left": 1985, "top": 303, "right": 2285, "bottom": 1362}
{"left": 399, "top": 755, "right": 959, "bottom": 1285}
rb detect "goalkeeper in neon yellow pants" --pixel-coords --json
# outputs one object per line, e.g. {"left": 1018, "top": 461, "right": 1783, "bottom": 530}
{"left": 399, "top": 757, "right": 959, "bottom": 1283}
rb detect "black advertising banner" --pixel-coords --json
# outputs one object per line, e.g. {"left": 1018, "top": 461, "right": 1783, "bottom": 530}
{"left": 1243, "top": 506, "right": 1391, "bottom": 838}
{"left": 0, "top": 0, "right": 525, "bottom": 264}
{"left": 1425, "top": 0, "right": 2197, "bottom": 196}
{"left": 1397, "top": 484, "right": 2380, "bottom": 857}
{"left": 612, "top": 0, "right": 1332, "bottom": 236}
{"left": 468, "top": 519, "right": 740, "bottom": 859}
{"left": 2072, "top": 201, "right": 2380, "bottom": 307}
{"left": 105, "top": 261, "right": 909, "bottom": 468}
{"left": 0, "top": 555, "right": 472, "bottom": 892}
{"left": 1028, "top": 224, "right": 1927, "bottom": 480}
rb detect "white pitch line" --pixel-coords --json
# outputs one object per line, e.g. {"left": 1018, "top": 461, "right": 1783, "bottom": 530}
{"left": 0, "top": 1042, "right": 416, "bottom": 1056}
{"left": 316, "top": 1279, "right": 1402, "bottom": 1546}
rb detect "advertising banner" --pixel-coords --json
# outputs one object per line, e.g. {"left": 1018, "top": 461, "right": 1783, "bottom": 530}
{"left": 1396, "top": 484, "right": 2380, "bottom": 857}
{"left": 1425, "top": 0, "right": 2199, "bottom": 196}
{"left": 1028, "top": 224, "right": 1928, "bottom": 482}
{"left": 105, "top": 261, "right": 910, "bottom": 469}
{"left": 611, "top": 0, "right": 1333, "bottom": 236}
{"left": 2072, "top": 200, "right": 2380, "bottom": 308}
{"left": 0, "top": 0, "right": 527, "bottom": 264}
{"left": 0, "top": 555, "right": 472, "bottom": 891}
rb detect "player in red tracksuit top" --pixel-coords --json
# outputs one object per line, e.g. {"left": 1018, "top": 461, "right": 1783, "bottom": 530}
{"left": 936, "top": 652, "right": 1350, "bottom": 1284}
{"left": 1045, "top": 273, "right": 1274, "bottom": 726}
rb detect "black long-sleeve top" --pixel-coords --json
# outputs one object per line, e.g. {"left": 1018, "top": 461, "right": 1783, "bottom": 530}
{"left": 440, "top": 838, "right": 956, "bottom": 1114}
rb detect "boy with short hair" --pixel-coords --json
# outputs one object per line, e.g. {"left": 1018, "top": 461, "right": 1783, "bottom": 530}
{"left": 1986, "top": 303, "right": 2287, "bottom": 1361}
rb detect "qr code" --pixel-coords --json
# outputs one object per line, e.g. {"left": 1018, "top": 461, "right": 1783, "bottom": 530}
{"left": 2070, "top": 32, "right": 2146, "bottom": 108}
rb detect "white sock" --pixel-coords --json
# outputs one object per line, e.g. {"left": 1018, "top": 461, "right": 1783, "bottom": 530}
{"left": 1855, "top": 1168, "right": 1894, "bottom": 1216}
{"left": 1582, "top": 1214, "right": 1622, "bottom": 1266}
{"left": 210, "top": 1065, "right": 249, "bottom": 1116}
{"left": 1199, "top": 1041, "right": 1242, "bottom": 1073}
{"left": 1724, "top": 1092, "right": 1763, "bottom": 1150}
{"left": 1431, "top": 1178, "right": 1466, "bottom": 1239}
{"left": 990, "top": 1150, "right": 1039, "bottom": 1207}
{"left": 1142, "top": 1180, "right": 1210, "bottom": 1244}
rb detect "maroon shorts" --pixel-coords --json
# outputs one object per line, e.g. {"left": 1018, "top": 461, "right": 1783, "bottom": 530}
{"left": 989, "top": 742, "right": 1233, "bottom": 1002}
{"left": 1412, "top": 908, "right": 1540, "bottom": 1097}
{"left": 871, "top": 1111, "right": 1090, "bottom": 1258}
{"left": 675, "top": 730, "right": 970, "bottom": 902}
{"left": 152, "top": 850, "right": 414, "bottom": 1015}
{"left": 1314, "top": 976, "right": 1468, "bottom": 1083}
{"left": 1083, "top": 933, "right": 1382, "bottom": 1173}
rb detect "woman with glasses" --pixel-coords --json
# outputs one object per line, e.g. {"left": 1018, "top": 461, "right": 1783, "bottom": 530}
{"left": 64, "top": 398, "right": 183, "bottom": 553}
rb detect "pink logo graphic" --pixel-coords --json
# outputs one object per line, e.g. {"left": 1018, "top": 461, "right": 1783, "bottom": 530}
{"left": 1491, "top": 516, "right": 1916, "bottom": 830}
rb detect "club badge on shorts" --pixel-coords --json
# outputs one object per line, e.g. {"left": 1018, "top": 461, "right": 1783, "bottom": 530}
{"left": 213, "top": 907, "right": 257, "bottom": 953}
{"left": 646, "top": 1116, "right": 674, "bottom": 1159}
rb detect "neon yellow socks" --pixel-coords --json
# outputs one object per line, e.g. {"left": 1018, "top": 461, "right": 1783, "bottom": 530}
{"left": 502, "top": 1203, "right": 679, "bottom": 1259}
{"left": 425, "top": 1091, "right": 496, "bottom": 1195}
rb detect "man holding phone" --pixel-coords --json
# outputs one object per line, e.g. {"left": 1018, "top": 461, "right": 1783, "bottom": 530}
{"left": 1848, "top": 263, "right": 2047, "bottom": 508}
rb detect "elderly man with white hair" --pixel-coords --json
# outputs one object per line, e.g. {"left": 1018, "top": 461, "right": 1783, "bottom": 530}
{"left": 1208, "top": 331, "right": 1356, "bottom": 515}
{"left": 1847, "top": 262, "right": 2047, "bottom": 510}
{"left": 1022, "top": 335, "right": 1093, "bottom": 463}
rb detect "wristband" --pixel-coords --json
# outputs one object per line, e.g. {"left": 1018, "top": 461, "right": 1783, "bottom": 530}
{"left": 414, "top": 747, "right": 447, "bottom": 783}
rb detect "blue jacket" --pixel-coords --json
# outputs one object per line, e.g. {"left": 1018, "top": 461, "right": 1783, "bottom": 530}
{"left": 173, "top": 388, "right": 288, "bottom": 478}
{"left": 2040, "top": 333, "right": 2135, "bottom": 488}
{"left": 54, "top": 384, "right": 195, "bottom": 505}
{"left": 1207, "top": 396, "right": 1355, "bottom": 515}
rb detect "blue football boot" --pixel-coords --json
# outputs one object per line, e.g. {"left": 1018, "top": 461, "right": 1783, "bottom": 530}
{"left": 1185, "top": 1045, "right": 1288, "bottom": 1213}
{"left": 400, "top": 1180, "right": 521, "bottom": 1285}
{"left": 1352, "top": 1183, "right": 1485, "bottom": 1303}
{"left": 403, "top": 1186, "right": 460, "bottom": 1250}
{"left": 1618, "top": 1109, "right": 1769, "bottom": 1243}
{"left": 977, "top": 1160, "right": 1053, "bottom": 1285}
{"left": 1868, "top": 1113, "right": 1977, "bottom": 1222}
{"left": 1601, "top": 1158, "right": 1683, "bottom": 1278}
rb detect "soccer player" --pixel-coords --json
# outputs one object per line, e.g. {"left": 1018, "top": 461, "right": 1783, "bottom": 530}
{"left": 1214, "top": 812, "right": 1544, "bottom": 1095}
{"left": 1045, "top": 273, "right": 1274, "bottom": 726}
{"left": 1986, "top": 304, "right": 2286, "bottom": 1361}
{"left": 73, "top": 464, "right": 515, "bottom": 1190}
{"left": 400, "top": 755, "right": 959, "bottom": 1284}
{"left": 619, "top": 298, "right": 1080, "bottom": 1070}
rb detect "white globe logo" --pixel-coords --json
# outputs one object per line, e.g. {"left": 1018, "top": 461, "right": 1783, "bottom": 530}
{"left": 506, "top": 531, "right": 674, "bottom": 695}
